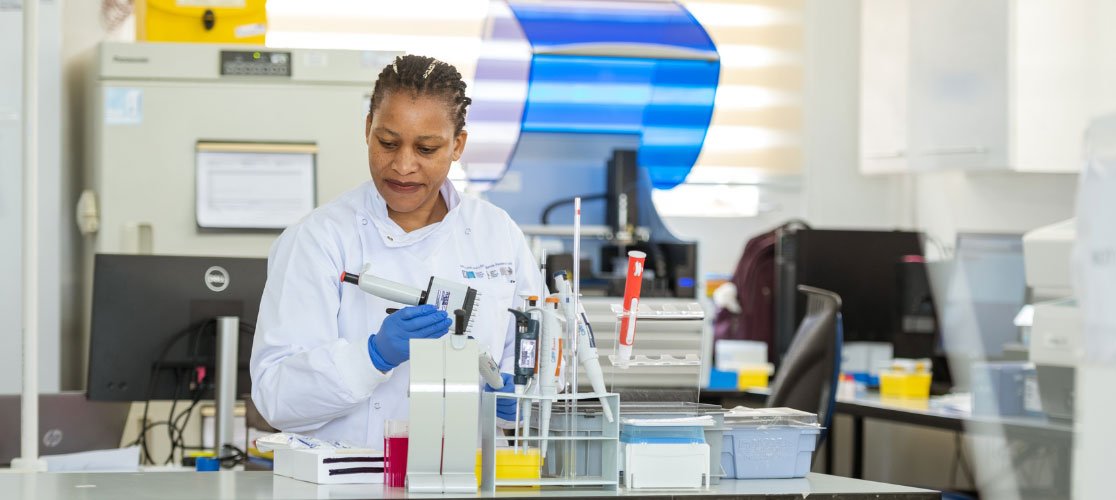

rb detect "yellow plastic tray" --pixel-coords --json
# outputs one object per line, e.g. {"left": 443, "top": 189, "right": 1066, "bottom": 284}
{"left": 475, "top": 448, "right": 541, "bottom": 484}
{"left": 737, "top": 368, "right": 769, "bottom": 391}
{"left": 879, "top": 371, "right": 932, "bottom": 399}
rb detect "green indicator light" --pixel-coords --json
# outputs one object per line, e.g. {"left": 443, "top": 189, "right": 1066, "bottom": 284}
{"left": 253, "top": 52, "right": 261, "bottom": 60}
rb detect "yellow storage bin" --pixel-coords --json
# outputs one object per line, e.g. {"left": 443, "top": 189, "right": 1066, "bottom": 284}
{"left": 736, "top": 366, "right": 770, "bottom": 391}
{"left": 879, "top": 371, "right": 932, "bottom": 399}
{"left": 136, "top": 0, "right": 268, "bottom": 45}
{"left": 475, "top": 448, "right": 541, "bottom": 485}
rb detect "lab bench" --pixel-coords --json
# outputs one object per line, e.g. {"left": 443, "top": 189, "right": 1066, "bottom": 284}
{"left": 0, "top": 471, "right": 938, "bottom": 499}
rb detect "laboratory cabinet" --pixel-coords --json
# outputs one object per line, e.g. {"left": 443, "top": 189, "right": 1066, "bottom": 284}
{"left": 860, "top": 0, "right": 1101, "bottom": 174}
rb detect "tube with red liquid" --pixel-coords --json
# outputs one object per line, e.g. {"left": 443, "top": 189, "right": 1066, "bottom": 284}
{"left": 617, "top": 250, "right": 647, "bottom": 361}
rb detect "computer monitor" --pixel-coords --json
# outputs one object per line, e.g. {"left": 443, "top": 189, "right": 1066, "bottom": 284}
{"left": 775, "top": 229, "right": 925, "bottom": 363}
{"left": 928, "top": 233, "right": 1026, "bottom": 386}
{"left": 0, "top": 392, "right": 130, "bottom": 465}
{"left": 87, "top": 254, "right": 267, "bottom": 402}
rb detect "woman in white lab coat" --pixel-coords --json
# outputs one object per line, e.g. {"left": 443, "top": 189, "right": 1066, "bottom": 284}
{"left": 249, "top": 55, "right": 541, "bottom": 447}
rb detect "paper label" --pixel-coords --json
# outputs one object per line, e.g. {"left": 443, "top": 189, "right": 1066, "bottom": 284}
{"left": 103, "top": 87, "right": 143, "bottom": 125}
{"left": 234, "top": 23, "right": 267, "bottom": 38}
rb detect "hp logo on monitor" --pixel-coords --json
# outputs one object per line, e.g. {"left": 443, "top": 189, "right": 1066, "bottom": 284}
{"left": 205, "top": 266, "right": 230, "bottom": 292}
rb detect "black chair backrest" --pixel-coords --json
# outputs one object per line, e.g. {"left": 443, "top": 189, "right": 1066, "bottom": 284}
{"left": 768, "top": 285, "right": 843, "bottom": 440}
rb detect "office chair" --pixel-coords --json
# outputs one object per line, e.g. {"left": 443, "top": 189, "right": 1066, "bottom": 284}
{"left": 767, "top": 285, "right": 844, "bottom": 445}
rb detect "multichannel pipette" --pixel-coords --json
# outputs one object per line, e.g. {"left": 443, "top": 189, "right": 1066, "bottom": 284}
{"left": 341, "top": 267, "right": 480, "bottom": 335}
{"left": 342, "top": 268, "right": 501, "bottom": 388}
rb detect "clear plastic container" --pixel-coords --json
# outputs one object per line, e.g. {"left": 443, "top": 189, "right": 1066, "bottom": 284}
{"left": 721, "top": 407, "right": 821, "bottom": 480}
{"left": 723, "top": 407, "right": 818, "bottom": 427}
{"left": 383, "top": 420, "right": 409, "bottom": 488}
{"left": 620, "top": 425, "right": 707, "bottom": 445}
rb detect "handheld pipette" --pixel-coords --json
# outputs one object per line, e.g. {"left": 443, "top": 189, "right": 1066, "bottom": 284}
{"left": 536, "top": 296, "right": 563, "bottom": 459}
{"left": 553, "top": 273, "right": 614, "bottom": 423}
{"left": 342, "top": 270, "right": 500, "bottom": 387}
{"left": 616, "top": 250, "right": 647, "bottom": 361}
{"left": 508, "top": 306, "right": 540, "bottom": 451}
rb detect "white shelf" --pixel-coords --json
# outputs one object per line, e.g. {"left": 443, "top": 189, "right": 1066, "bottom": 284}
{"left": 608, "top": 354, "right": 701, "bottom": 368}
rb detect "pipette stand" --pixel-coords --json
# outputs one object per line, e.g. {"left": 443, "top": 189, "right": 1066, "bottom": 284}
{"left": 406, "top": 334, "right": 480, "bottom": 494}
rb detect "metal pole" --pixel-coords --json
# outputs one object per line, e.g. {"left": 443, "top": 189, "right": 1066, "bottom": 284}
{"left": 15, "top": 0, "right": 42, "bottom": 472}
{"left": 215, "top": 316, "right": 240, "bottom": 458}
{"left": 568, "top": 197, "right": 580, "bottom": 478}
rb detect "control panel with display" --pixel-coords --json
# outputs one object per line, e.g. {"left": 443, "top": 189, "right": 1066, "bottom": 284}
{"left": 220, "top": 50, "right": 292, "bottom": 77}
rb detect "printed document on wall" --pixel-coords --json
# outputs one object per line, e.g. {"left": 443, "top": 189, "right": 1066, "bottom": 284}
{"left": 196, "top": 143, "right": 317, "bottom": 229}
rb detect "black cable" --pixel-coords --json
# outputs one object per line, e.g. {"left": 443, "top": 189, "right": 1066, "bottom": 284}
{"left": 173, "top": 322, "right": 210, "bottom": 464}
{"left": 170, "top": 374, "right": 206, "bottom": 465}
{"left": 167, "top": 321, "right": 256, "bottom": 466}
{"left": 170, "top": 391, "right": 207, "bottom": 465}
{"left": 164, "top": 369, "right": 184, "bottom": 464}
{"left": 170, "top": 320, "right": 217, "bottom": 464}
{"left": 218, "top": 445, "right": 248, "bottom": 467}
{"left": 539, "top": 193, "right": 607, "bottom": 225}
{"left": 162, "top": 322, "right": 205, "bottom": 465}
{"left": 135, "top": 319, "right": 216, "bottom": 465}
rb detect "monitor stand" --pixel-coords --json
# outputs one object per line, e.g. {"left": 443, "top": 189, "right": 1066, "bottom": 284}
{"left": 214, "top": 316, "right": 239, "bottom": 459}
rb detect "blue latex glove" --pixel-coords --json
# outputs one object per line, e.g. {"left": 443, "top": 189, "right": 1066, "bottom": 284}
{"left": 367, "top": 305, "right": 452, "bottom": 371}
{"left": 485, "top": 373, "right": 516, "bottom": 422}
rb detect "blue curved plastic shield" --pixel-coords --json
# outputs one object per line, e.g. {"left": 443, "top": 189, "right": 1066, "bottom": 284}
{"left": 463, "top": 0, "right": 719, "bottom": 190}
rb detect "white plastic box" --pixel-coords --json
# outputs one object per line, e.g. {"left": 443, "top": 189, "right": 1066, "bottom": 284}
{"left": 720, "top": 407, "right": 821, "bottom": 480}
{"left": 273, "top": 448, "right": 385, "bottom": 485}
{"left": 620, "top": 417, "right": 713, "bottom": 489}
{"left": 624, "top": 443, "right": 710, "bottom": 489}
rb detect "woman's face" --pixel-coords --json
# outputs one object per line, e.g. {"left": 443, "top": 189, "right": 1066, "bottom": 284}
{"left": 365, "top": 91, "right": 467, "bottom": 215}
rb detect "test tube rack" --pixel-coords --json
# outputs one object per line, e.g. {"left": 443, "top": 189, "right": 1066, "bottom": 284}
{"left": 480, "top": 392, "right": 620, "bottom": 493}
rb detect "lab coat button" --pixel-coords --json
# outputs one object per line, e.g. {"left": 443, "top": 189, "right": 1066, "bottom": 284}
{"left": 361, "top": 218, "right": 368, "bottom": 225}
{"left": 373, "top": 402, "right": 382, "bottom": 409}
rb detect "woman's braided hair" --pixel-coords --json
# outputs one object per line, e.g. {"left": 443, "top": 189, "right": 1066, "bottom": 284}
{"left": 368, "top": 55, "right": 472, "bottom": 135}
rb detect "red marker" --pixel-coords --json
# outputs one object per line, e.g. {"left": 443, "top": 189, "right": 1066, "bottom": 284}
{"left": 617, "top": 250, "right": 646, "bottom": 361}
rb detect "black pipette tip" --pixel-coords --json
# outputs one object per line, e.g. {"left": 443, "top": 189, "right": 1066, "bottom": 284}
{"left": 341, "top": 272, "right": 360, "bottom": 285}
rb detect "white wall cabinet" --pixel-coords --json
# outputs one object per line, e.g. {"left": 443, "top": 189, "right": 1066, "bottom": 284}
{"left": 859, "top": 0, "right": 909, "bottom": 173}
{"left": 860, "top": 0, "right": 1099, "bottom": 174}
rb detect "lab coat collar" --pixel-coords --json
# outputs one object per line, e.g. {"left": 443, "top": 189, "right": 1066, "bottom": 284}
{"left": 364, "top": 179, "right": 461, "bottom": 248}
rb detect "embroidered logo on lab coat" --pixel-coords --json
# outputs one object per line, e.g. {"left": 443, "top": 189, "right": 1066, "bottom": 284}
{"left": 460, "top": 262, "right": 515, "bottom": 283}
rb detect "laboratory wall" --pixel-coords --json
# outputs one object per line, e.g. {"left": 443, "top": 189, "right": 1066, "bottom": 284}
{"left": 914, "top": 171, "right": 1078, "bottom": 253}
{"left": 1, "top": 0, "right": 63, "bottom": 395}
{"left": 57, "top": 0, "right": 131, "bottom": 390}
{"left": 682, "top": 0, "right": 1080, "bottom": 278}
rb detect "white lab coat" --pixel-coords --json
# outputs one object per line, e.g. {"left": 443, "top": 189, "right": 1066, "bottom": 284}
{"left": 250, "top": 180, "right": 542, "bottom": 447}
